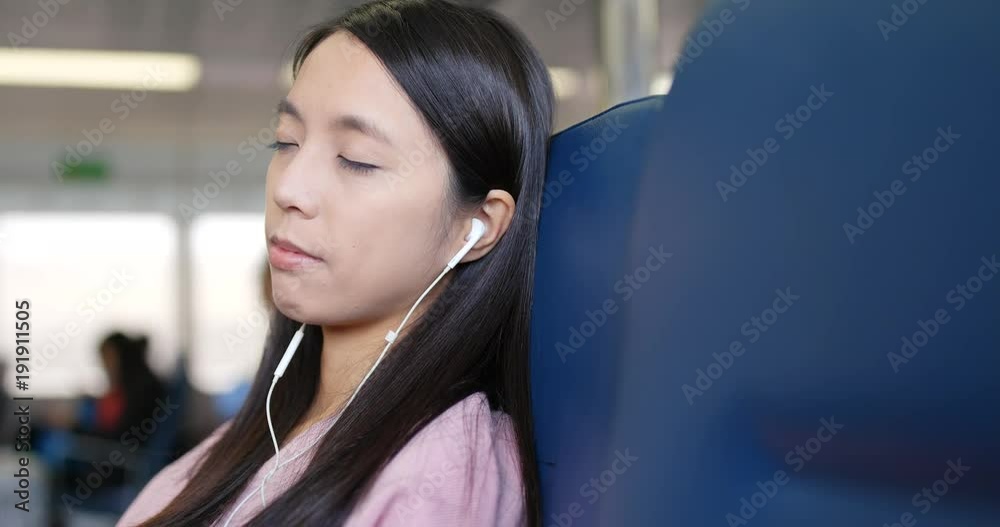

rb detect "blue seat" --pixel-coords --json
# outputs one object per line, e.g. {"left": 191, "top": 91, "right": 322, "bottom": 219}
{"left": 531, "top": 1, "right": 1000, "bottom": 525}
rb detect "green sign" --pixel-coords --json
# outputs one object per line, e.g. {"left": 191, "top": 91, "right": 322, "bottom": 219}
{"left": 52, "top": 158, "right": 109, "bottom": 183}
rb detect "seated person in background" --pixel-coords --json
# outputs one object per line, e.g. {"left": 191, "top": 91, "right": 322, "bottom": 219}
{"left": 54, "top": 332, "right": 168, "bottom": 512}
{"left": 82, "top": 332, "right": 167, "bottom": 441}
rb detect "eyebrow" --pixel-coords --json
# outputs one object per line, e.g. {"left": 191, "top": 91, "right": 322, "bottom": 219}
{"left": 276, "top": 98, "right": 395, "bottom": 148}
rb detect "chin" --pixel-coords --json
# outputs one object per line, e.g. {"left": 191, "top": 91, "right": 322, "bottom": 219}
{"left": 274, "top": 302, "right": 306, "bottom": 323}
{"left": 272, "top": 292, "right": 335, "bottom": 326}
{"left": 272, "top": 287, "right": 308, "bottom": 320}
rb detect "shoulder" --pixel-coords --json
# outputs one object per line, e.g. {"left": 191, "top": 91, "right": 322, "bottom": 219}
{"left": 116, "top": 420, "right": 233, "bottom": 527}
{"left": 345, "top": 392, "right": 525, "bottom": 527}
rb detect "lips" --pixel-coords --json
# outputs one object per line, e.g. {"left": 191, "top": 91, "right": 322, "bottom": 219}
{"left": 268, "top": 235, "right": 323, "bottom": 271}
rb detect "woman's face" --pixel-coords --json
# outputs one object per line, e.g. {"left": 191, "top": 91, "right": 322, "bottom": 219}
{"left": 265, "top": 31, "right": 463, "bottom": 326}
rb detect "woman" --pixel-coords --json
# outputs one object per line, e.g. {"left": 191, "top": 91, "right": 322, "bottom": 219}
{"left": 118, "top": 0, "right": 554, "bottom": 525}
{"left": 54, "top": 333, "right": 166, "bottom": 510}
{"left": 92, "top": 332, "right": 166, "bottom": 441}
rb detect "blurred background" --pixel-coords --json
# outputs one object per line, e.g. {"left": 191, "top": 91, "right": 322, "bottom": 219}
{"left": 3, "top": 0, "right": 999, "bottom": 526}
{"left": 0, "top": 0, "right": 700, "bottom": 524}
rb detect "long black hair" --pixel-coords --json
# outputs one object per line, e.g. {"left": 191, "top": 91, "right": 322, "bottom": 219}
{"left": 139, "top": 1, "right": 554, "bottom": 525}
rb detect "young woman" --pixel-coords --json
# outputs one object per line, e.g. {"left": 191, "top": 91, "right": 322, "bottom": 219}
{"left": 118, "top": 0, "right": 554, "bottom": 525}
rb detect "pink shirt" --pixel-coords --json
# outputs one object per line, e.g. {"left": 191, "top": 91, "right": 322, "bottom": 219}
{"left": 117, "top": 392, "right": 524, "bottom": 526}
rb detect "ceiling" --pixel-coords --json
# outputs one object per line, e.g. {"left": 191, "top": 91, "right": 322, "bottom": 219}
{"left": 0, "top": 0, "right": 702, "bottom": 200}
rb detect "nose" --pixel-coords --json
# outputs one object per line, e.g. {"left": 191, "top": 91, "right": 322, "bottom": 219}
{"left": 271, "top": 147, "right": 321, "bottom": 219}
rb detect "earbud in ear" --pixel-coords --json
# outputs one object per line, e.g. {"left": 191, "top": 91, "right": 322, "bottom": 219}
{"left": 449, "top": 218, "right": 487, "bottom": 269}
{"left": 467, "top": 218, "right": 486, "bottom": 243}
{"left": 249, "top": 216, "right": 487, "bottom": 525}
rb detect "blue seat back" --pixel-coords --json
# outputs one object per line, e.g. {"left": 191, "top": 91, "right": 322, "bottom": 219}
{"left": 532, "top": 1, "right": 1000, "bottom": 525}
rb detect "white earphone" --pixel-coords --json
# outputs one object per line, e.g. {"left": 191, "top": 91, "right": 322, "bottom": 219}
{"left": 223, "top": 218, "right": 487, "bottom": 526}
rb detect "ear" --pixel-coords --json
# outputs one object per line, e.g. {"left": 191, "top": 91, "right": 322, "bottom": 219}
{"left": 455, "top": 189, "right": 515, "bottom": 264}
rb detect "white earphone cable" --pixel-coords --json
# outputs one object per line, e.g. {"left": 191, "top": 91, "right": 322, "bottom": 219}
{"left": 259, "top": 377, "right": 280, "bottom": 506}
{"left": 222, "top": 411, "right": 341, "bottom": 526}
{"left": 223, "top": 265, "right": 453, "bottom": 526}
{"left": 350, "top": 265, "right": 450, "bottom": 407}
{"left": 222, "top": 219, "right": 482, "bottom": 526}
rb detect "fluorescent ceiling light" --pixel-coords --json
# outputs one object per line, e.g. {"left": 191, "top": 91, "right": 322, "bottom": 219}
{"left": 0, "top": 48, "right": 201, "bottom": 91}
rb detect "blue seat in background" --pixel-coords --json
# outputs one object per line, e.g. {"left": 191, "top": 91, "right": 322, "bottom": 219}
{"left": 531, "top": 1, "right": 999, "bottom": 526}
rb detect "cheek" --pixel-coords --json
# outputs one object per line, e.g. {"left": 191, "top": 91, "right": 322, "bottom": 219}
{"left": 264, "top": 166, "right": 282, "bottom": 222}
{"left": 379, "top": 217, "right": 448, "bottom": 283}
{"left": 338, "top": 221, "right": 442, "bottom": 312}
{"left": 268, "top": 232, "right": 442, "bottom": 325}
{"left": 266, "top": 161, "right": 451, "bottom": 322}
{"left": 264, "top": 155, "right": 280, "bottom": 192}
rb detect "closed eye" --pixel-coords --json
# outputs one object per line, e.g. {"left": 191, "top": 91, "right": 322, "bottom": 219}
{"left": 267, "top": 141, "right": 298, "bottom": 151}
{"left": 338, "top": 155, "right": 378, "bottom": 174}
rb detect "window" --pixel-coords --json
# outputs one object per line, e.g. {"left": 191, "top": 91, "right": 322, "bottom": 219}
{"left": 0, "top": 213, "right": 179, "bottom": 397}
{"left": 189, "top": 213, "right": 269, "bottom": 395}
